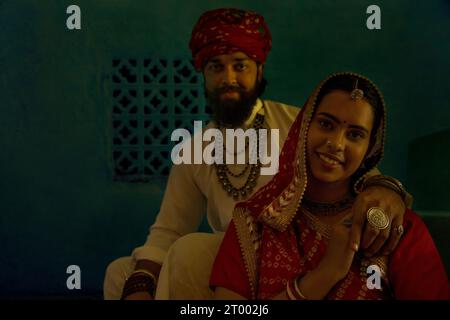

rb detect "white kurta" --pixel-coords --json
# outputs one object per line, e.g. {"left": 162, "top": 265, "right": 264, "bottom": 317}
{"left": 132, "top": 99, "right": 300, "bottom": 264}
{"left": 103, "top": 99, "right": 300, "bottom": 299}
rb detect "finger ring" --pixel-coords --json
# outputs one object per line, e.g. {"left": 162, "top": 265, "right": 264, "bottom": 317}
{"left": 396, "top": 225, "right": 404, "bottom": 236}
{"left": 366, "top": 207, "right": 390, "bottom": 230}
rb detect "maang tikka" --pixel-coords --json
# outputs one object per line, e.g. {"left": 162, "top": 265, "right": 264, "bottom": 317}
{"left": 350, "top": 79, "right": 364, "bottom": 100}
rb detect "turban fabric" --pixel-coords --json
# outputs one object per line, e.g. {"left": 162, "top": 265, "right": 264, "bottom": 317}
{"left": 189, "top": 8, "right": 272, "bottom": 70}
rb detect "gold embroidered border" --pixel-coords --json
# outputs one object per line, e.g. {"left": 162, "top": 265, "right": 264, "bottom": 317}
{"left": 233, "top": 207, "right": 260, "bottom": 299}
{"left": 259, "top": 91, "right": 314, "bottom": 231}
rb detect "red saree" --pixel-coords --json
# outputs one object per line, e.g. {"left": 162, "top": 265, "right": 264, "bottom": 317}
{"left": 209, "top": 73, "right": 450, "bottom": 300}
{"left": 210, "top": 209, "right": 450, "bottom": 299}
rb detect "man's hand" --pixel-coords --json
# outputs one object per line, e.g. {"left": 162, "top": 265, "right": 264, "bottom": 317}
{"left": 121, "top": 259, "right": 161, "bottom": 300}
{"left": 349, "top": 186, "right": 405, "bottom": 257}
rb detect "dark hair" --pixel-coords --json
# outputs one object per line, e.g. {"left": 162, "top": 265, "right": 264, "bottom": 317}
{"left": 315, "top": 74, "right": 383, "bottom": 148}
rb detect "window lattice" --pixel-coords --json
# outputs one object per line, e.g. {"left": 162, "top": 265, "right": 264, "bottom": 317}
{"left": 111, "top": 57, "right": 211, "bottom": 181}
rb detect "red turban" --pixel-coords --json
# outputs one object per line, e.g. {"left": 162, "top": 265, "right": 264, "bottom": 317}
{"left": 189, "top": 8, "right": 272, "bottom": 70}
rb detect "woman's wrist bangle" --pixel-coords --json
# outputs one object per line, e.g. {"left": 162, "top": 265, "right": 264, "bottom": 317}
{"left": 286, "top": 275, "right": 307, "bottom": 300}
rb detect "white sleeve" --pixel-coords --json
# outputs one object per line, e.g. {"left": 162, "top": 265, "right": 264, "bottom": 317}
{"left": 132, "top": 162, "right": 206, "bottom": 264}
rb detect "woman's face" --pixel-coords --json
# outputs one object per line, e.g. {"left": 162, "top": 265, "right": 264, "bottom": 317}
{"left": 307, "top": 89, "right": 375, "bottom": 185}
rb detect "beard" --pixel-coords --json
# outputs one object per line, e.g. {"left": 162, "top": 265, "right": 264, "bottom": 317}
{"left": 205, "top": 79, "right": 261, "bottom": 128}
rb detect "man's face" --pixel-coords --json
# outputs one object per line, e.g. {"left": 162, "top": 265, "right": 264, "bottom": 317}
{"left": 203, "top": 52, "right": 263, "bottom": 128}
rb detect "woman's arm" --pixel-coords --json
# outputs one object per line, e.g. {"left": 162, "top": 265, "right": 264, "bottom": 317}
{"left": 273, "top": 266, "right": 341, "bottom": 300}
{"left": 215, "top": 220, "right": 355, "bottom": 300}
{"left": 215, "top": 266, "right": 341, "bottom": 300}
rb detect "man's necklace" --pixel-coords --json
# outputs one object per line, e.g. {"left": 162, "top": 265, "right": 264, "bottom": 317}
{"left": 214, "top": 113, "right": 265, "bottom": 200}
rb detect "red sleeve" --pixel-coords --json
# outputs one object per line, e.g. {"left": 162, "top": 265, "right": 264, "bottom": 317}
{"left": 389, "top": 209, "right": 450, "bottom": 299}
{"left": 209, "top": 220, "right": 252, "bottom": 299}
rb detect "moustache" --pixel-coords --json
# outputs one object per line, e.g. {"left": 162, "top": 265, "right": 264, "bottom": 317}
{"left": 216, "top": 85, "right": 245, "bottom": 95}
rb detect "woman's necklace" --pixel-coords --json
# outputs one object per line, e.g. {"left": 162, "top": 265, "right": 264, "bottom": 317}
{"left": 301, "top": 193, "right": 355, "bottom": 216}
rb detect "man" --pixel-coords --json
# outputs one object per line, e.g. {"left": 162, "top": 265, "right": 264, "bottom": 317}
{"left": 104, "top": 8, "right": 410, "bottom": 300}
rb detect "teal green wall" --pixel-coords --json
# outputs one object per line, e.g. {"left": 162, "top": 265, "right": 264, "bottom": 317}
{"left": 1, "top": 0, "right": 449, "bottom": 297}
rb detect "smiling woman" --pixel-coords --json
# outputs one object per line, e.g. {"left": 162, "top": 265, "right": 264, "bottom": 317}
{"left": 306, "top": 90, "right": 375, "bottom": 201}
{"left": 305, "top": 76, "right": 383, "bottom": 204}
{"left": 210, "top": 72, "right": 450, "bottom": 300}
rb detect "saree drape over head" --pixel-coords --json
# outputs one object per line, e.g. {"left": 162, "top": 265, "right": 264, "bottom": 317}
{"left": 210, "top": 73, "right": 450, "bottom": 300}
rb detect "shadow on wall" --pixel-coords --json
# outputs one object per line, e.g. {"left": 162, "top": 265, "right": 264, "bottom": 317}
{"left": 407, "top": 128, "right": 450, "bottom": 275}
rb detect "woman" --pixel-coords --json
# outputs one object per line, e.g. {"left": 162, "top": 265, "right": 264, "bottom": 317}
{"left": 209, "top": 72, "right": 450, "bottom": 300}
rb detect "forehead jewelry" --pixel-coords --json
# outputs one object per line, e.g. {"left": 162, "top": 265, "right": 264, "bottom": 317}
{"left": 350, "top": 79, "right": 364, "bottom": 101}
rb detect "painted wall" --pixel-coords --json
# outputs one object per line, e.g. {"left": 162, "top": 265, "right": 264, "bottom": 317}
{"left": 1, "top": 0, "right": 449, "bottom": 297}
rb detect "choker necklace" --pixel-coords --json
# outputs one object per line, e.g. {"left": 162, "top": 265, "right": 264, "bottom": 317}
{"left": 301, "top": 194, "right": 355, "bottom": 216}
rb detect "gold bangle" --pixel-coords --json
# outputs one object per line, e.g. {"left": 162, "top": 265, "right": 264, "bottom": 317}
{"left": 286, "top": 280, "right": 297, "bottom": 300}
{"left": 293, "top": 276, "right": 308, "bottom": 300}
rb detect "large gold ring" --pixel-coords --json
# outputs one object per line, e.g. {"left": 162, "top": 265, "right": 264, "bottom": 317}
{"left": 366, "top": 207, "right": 390, "bottom": 230}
